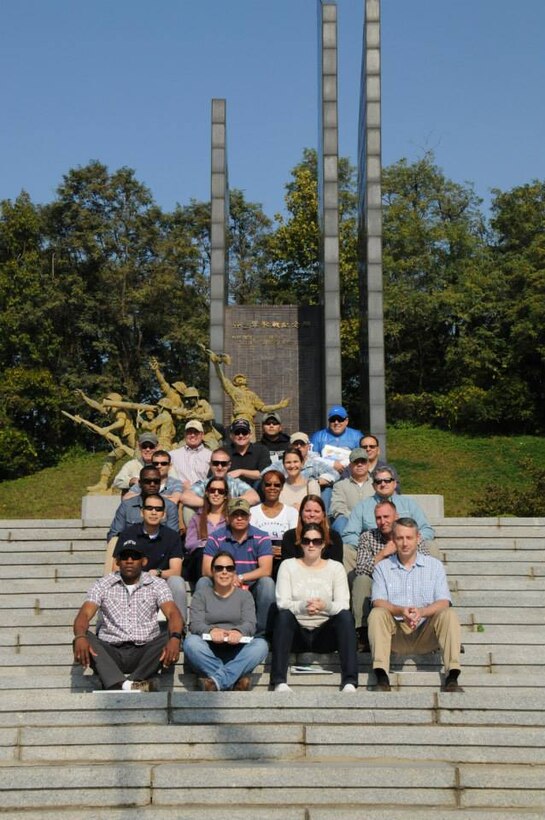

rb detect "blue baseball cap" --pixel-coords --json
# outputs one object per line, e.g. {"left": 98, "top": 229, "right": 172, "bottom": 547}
{"left": 327, "top": 405, "right": 348, "bottom": 420}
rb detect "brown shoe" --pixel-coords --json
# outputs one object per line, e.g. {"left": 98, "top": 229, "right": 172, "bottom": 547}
{"left": 198, "top": 677, "right": 218, "bottom": 692}
{"left": 233, "top": 676, "right": 251, "bottom": 691}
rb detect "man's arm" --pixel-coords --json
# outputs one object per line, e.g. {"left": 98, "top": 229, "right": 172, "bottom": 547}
{"left": 235, "top": 554, "right": 273, "bottom": 585}
{"left": 107, "top": 502, "right": 128, "bottom": 542}
{"left": 330, "top": 481, "right": 350, "bottom": 519}
{"left": 148, "top": 557, "right": 182, "bottom": 579}
{"left": 72, "top": 601, "right": 99, "bottom": 668}
{"left": 406, "top": 499, "right": 435, "bottom": 541}
{"left": 164, "top": 499, "right": 181, "bottom": 533}
{"left": 159, "top": 600, "right": 183, "bottom": 667}
{"left": 342, "top": 500, "right": 372, "bottom": 548}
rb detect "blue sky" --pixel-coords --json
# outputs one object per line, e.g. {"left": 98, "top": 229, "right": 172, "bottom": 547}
{"left": 2, "top": 0, "right": 544, "bottom": 218}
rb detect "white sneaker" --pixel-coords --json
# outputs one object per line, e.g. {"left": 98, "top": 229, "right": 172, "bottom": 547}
{"left": 341, "top": 683, "right": 357, "bottom": 692}
{"left": 274, "top": 683, "right": 293, "bottom": 692}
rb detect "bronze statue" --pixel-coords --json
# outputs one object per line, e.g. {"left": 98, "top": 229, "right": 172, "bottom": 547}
{"left": 171, "top": 385, "right": 222, "bottom": 448}
{"left": 204, "top": 346, "right": 290, "bottom": 438}
{"left": 149, "top": 357, "right": 186, "bottom": 408}
{"left": 70, "top": 391, "right": 137, "bottom": 494}
{"left": 139, "top": 397, "right": 177, "bottom": 450}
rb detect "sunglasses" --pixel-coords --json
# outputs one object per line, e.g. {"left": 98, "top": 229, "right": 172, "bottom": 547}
{"left": 213, "top": 564, "right": 236, "bottom": 573}
{"left": 140, "top": 443, "right": 156, "bottom": 449}
{"left": 301, "top": 537, "right": 324, "bottom": 546}
{"left": 292, "top": 440, "right": 307, "bottom": 447}
{"left": 152, "top": 461, "right": 170, "bottom": 467}
{"left": 362, "top": 444, "right": 378, "bottom": 450}
{"left": 143, "top": 504, "right": 164, "bottom": 512}
{"left": 211, "top": 460, "right": 230, "bottom": 467}
{"left": 118, "top": 551, "right": 143, "bottom": 561}
{"left": 374, "top": 478, "right": 394, "bottom": 485}
{"left": 141, "top": 477, "right": 160, "bottom": 484}
{"left": 207, "top": 487, "right": 227, "bottom": 495}
{"left": 233, "top": 431, "right": 249, "bottom": 437}
{"left": 264, "top": 482, "right": 282, "bottom": 488}
{"left": 264, "top": 420, "right": 280, "bottom": 425}
{"left": 329, "top": 416, "right": 345, "bottom": 423}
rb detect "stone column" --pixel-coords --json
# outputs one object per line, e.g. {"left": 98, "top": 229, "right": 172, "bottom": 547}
{"left": 358, "top": 0, "right": 387, "bottom": 453}
{"left": 317, "top": 0, "right": 342, "bottom": 410}
{"left": 209, "top": 99, "right": 229, "bottom": 422}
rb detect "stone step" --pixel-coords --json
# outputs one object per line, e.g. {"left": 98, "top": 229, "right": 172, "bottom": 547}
{"left": 0, "top": 539, "right": 104, "bottom": 552}
{"left": 0, "top": 528, "right": 106, "bottom": 542}
{"left": 449, "top": 577, "right": 545, "bottom": 591}
{"left": 444, "top": 562, "right": 545, "bottom": 575}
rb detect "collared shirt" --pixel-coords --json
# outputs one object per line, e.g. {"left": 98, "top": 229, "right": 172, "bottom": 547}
{"left": 343, "top": 493, "right": 435, "bottom": 547}
{"left": 125, "top": 477, "right": 183, "bottom": 498}
{"left": 169, "top": 444, "right": 211, "bottom": 484}
{"left": 330, "top": 475, "right": 375, "bottom": 519}
{"left": 371, "top": 553, "right": 451, "bottom": 611}
{"left": 86, "top": 572, "right": 172, "bottom": 644}
{"left": 107, "top": 496, "right": 179, "bottom": 541}
{"left": 190, "top": 475, "right": 252, "bottom": 499}
{"left": 356, "top": 528, "right": 429, "bottom": 577}
{"left": 226, "top": 442, "right": 271, "bottom": 474}
{"left": 204, "top": 524, "right": 272, "bottom": 580}
{"left": 116, "top": 523, "right": 183, "bottom": 571}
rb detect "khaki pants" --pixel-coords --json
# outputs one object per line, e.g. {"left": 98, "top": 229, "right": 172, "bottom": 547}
{"left": 368, "top": 606, "right": 461, "bottom": 674}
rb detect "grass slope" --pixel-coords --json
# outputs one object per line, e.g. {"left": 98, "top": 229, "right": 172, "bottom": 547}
{"left": 0, "top": 425, "right": 544, "bottom": 519}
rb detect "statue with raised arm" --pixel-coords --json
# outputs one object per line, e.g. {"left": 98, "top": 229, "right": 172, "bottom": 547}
{"left": 204, "top": 346, "right": 290, "bottom": 439}
{"left": 149, "top": 357, "right": 187, "bottom": 409}
{"left": 72, "top": 390, "right": 137, "bottom": 494}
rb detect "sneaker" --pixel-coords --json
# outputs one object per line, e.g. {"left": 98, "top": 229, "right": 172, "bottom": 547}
{"left": 130, "top": 680, "right": 153, "bottom": 692}
{"left": 341, "top": 683, "right": 357, "bottom": 692}
{"left": 233, "top": 676, "right": 251, "bottom": 691}
{"left": 373, "top": 668, "right": 391, "bottom": 692}
{"left": 274, "top": 683, "right": 293, "bottom": 693}
{"left": 198, "top": 677, "right": 218, "bottom": 692}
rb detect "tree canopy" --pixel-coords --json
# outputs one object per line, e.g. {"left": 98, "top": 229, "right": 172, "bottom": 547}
{"left": 1, "top": 152, "right": 544, "bottom": 479}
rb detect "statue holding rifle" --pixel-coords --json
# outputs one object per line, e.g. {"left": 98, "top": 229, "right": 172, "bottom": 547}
{"left": 71, "top": 390, "right": 137, "bottom": 494}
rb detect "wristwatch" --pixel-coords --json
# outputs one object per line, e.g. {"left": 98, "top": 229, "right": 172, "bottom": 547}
{"left": 156, "top": 569, "right": 163, "bottom": 578}
{"left": 169, "top": 632, "right": 182, "bottom": 641}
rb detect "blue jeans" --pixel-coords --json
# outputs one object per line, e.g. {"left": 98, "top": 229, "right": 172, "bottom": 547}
{"left": 183, "top": 634, "right": 269, "bottom": 690}
{"left": 195, "top": 576, "right": 276, "bottom": 637}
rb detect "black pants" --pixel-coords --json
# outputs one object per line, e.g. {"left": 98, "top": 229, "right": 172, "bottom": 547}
{"left": 87, "top": 631, "right": 168, "bottom": 690}
{"left": 270, "top": 608, "right": 358, "bottom": 686}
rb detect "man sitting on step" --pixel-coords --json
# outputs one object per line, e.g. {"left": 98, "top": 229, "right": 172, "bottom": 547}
{"left": 72, "top": 542, "right": 183, "bottom": 691}
{"left": 368, "top": 517, "right": 462, "bottom": 693}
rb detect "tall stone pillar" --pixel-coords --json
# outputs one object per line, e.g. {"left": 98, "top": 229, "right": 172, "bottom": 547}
{"left": 358, "top": 0, "right": 387, "bottom": 453}
{"left": 209, "top": 99, "right": 229, "bottom": 422}
{"left": 318, "top": 0, "right": 342, "bottom": 409}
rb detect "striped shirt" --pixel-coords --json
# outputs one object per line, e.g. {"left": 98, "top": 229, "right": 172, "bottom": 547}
{"left": 371, "top": 553, "right": 451, "bottom": 612}
{"left": 85, "top": 572, "right": 172, "bottom": 645}
{"left": 204, "top": 524, "right": 272, "bottom": 581}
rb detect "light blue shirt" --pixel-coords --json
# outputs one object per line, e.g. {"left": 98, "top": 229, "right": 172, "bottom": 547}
{"left": 342, "top": 493, "right": 435, "bottom": 547}
{"left": 371, "top": 553, "right": 451, "bottom": 613}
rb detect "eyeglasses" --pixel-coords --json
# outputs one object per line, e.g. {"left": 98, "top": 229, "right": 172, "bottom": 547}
{"left": 233, "top": 431, "right": 249, "bottom": 437}
{"left": 152, "top": 461, "right": 170, "bottom": 467}
{"left": 213, "top": 564, "right": 236, "bottom": 573}
{"left": 211, "top": 460, "right": 230, "bottom": 467}
{"left": 329, "top": 416, "right": 345, "bottom": 424}
{"left": 292, "top": 440, "right": 307, "bottom": 447}
{"left": 374, "top": 478, "right": 394, "bottom": 485}
{"left": 362, "top": 444, "right": 378, "bottom": 450}
{"left": 352, "top": 459, "right": 368, "bottom": 465}
{"left": 301, "top": 537, "right": 324, "bottom": 546}
{"left": 141, "top": 477, "right": 160, "bottom": 484}
{"left": 207, "top": 487, "right": 227, "bottom": 495}
{"left": 143, "top": 504, "right": 164, "bottom": 512}
{"left": 264, "top": 482, "right": 282, "bottom": 488}
{"left": 140, "top": 443, "right": 156, "bottom": 450}
{"left": 118, "top": 551, "right": 143, "bottom": 561}
{"left": 264, "top": 420, "right": 280, "bottom": 425}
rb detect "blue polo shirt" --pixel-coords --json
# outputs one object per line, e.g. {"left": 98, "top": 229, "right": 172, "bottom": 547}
{"left": 204, "top": 524, "right": 272, "bottom": 581}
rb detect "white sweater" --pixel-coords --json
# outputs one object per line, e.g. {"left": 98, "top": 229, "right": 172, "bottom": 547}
{"left": 275, "top": 558, "right": 350, "bottom": 629}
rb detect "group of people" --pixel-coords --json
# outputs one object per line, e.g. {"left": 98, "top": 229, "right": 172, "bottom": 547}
{"left": 73, "top": 406, "right": 462, "bottom": 695}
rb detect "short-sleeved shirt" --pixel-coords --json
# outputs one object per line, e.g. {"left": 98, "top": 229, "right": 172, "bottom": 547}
{"left": 86, "top": 572, "right": 172, "bottom": 644}
{"left": 116, "top": 523, "right": 183, "bottom": 571}
{"left": 371, "top": 553, "right": 451, "bottom": 617}
{"left": 355, "top": 528, "right": 429, "bottom": 577}
{"left": 204, "top": 524, "right": 272, "bottom": 581}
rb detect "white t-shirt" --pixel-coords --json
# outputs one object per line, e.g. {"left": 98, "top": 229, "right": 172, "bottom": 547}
{"left": 249, "top": 504, "right": 298, "bottom": 543}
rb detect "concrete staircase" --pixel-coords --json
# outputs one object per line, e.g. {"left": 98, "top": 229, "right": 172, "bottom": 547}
{"left": 0, "top": 516, "right": 544, "bottom": 817}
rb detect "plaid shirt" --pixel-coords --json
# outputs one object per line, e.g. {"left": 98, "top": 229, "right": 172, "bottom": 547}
{"left": 356, "top": 528, "right": 429, "bottom": 577}
{"left": 371, "top": 553, "right": 451, "bottom": 610}
{"left": 86, "top": 572, "right": 172, "bottom": 645}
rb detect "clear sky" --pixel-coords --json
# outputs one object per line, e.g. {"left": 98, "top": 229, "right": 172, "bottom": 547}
{"left": 1, "top": 0, "right": 544, "bottom": 217}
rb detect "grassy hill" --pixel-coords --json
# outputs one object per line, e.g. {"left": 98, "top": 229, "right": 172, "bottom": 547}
{"left": 0, "top": 425, "right": 544, "bottom": 519}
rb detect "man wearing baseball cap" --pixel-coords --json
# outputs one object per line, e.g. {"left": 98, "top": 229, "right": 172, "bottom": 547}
{"left": 226, "top": 418, "right": 271, "bottom": 486}
{"left": 112, "top": 432, "right": 159, "bottom": 493}
{"left": 199, "top": 497, "right": 275, "bottom": 637}
{"left": 260, "top": 412, "right": 290, "bottom": 464}
{"left": 169, "top": 419, "right": 211, "bottom": 485}
{"left": 310, "top": 406, "right": 364, "bottom": 474}
{"left": 330, "top": 448, "right": 375, "bottom": 535}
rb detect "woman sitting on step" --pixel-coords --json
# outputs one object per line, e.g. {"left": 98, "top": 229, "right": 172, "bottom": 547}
{"left": 270, "top": 523, "right": 358, "bottom": 693}
{"left": 183, "top": 550, "right": 269, "bottom": 691}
